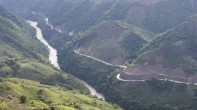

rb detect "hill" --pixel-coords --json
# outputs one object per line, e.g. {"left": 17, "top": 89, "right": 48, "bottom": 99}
{"left": 0, "top": 6, "right": 87, "bottom": 92}
{"left": 123, "top": 15, "right": 197, "bottom": 84}
{"left": 1, "top": 0, "right": 196, "bottom": 65}
{"left": 74, "top": 21, "right": 149, "bottom": 65}
{"left": 0, "top": 78, "right": 120, "bottom": 110}
{"left": 0, "top": 6, "right": 123, "bottom": 110}
{"left": 1, "top": 0, "right": 197, "bottom": 110}
{"left": 1, "top": 0, "right": 196, "bottom": 33}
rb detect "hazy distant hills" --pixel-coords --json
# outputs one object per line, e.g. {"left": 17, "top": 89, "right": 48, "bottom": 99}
{"left": 1, "top": 0, "right": 194, "bottom": 33}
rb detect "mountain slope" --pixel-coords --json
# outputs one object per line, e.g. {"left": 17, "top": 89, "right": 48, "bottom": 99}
{"left": 1, "top": 0, "right": 196, "bottom": 33}
{"left": 1, "top": 0, "right": 197, "bottom": 110}
{"left": 124, "top": 15, "right": 197, "bottom": 84}
{"left": 0, "top": 6, "right": 86, "bottom": 91}
{"left": 0, "top": 6, "right": 122, "bottom": 110}
{"left": 1, "top": 0, "right": 196, "bottom": 65}
{"left": 74, "top": 21, "right": 148, "bottom": 65}
{"left": 0, "top": 78, "right": 121, "bottom": 110}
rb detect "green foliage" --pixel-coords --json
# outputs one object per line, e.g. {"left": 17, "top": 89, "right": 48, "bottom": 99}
{"left": 1, "top": 1, "right": 197, "bottom": 110}
{"left": 146, "top": 79, "right": 174, "bottom": 91}
{"left": 0, "top": 6, "right": 89, "bottom": 94}
{"left": 20, "top": 95, "right": 27, "bottom": 104}
{"left": 0, "top": 78, "right": 121, "bottom": 110}
{"left": 5, "top": 58, "right": 20, "bottom": 74}
{"left": 121, "top": 32, "right": 146, "bottom": 60}
{"left": 59, "top": 50, "right": 116, "bottom": 91}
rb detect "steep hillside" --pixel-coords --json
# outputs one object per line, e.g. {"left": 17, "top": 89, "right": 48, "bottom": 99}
{"left": 123, "top": 15, "right": 197, "bottom": 84}
{"left": 1, "top": 0, "right": 197, "bottom": 110}
{"left": 0, "top": 0, "right": 196, "bottom": 64}
{"left": 74, "top": 21, "right": 148, "bottom": 65}
{"left": 0, "top": 78, "right": 121, "bottom": 110}
{"left": 0, "top": 0, "right": 195, "bottom": 33}
{"left": 0, "top": 6, "right": 87, "bottom": 92}
{"left": 103, "top": 74, "right": 196, "bottom": 110}
{"left": 0, "top": 6, "right": 123, "bottom": 110}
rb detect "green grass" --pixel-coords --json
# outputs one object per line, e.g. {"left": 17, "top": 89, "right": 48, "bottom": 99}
{"left": 0, "top": 78, "right": 121, "bottom": 110}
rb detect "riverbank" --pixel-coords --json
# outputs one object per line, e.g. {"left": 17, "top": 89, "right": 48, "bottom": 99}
{"left": 28, "top": 20, "right": 105, "bottom": 100}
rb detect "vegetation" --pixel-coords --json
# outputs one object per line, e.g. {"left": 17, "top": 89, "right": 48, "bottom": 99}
{"left": 59, "top": 49, "right": 116, "bottom": 91}
{"left": 0, "top": 6, "right": 89, "bottom": 93}
{"left": 20, "top": 95, "right": 27, "bottom": 104}
{"left": 0, "top": 78, "right": 121, "bottom": 110}
{"left": 102, "top": 77, "right": 196, "bottom": 110}
{"left": 121, "top": 32, "right": 146, "bottom": 60}
{"left": 0, "top": 6, "right": 121, "bottom": 110}
{"left": 1, "top": 0, "right": 196, "bottom": 33}
{"left": 133, "top": 15, "right": 197, "bottom": 74}
{"left": 1, "top": 0, "right": 197, "bottom": 110}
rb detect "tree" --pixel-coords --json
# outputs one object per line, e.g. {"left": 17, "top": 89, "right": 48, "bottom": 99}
{"left": 20, "top": 95, "right": 26, "bottom": 104}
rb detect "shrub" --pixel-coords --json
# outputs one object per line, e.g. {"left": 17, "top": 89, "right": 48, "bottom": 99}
{"left": 20, "top": 95, "right": 27, "bottom": 104}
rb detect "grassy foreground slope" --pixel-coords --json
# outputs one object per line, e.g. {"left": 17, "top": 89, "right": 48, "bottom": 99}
{"left": 0, "top": 78, "right": 121, "bottom": 110}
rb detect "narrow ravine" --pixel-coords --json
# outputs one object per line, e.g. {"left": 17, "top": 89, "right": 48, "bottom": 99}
{"left": 28, "top": 20, "right": 105, "bottom": 100}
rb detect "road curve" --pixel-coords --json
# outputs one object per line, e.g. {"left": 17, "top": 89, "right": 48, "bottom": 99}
{"left": 42, "top": 18, "right": 194, "bottom": 89}
{"left": 117, "top": 72, "right": 191, "bottom": 85}
{"left": 74, "top": 49, "right": 193, "bottom": 85}
{"left": 117, "top": 74, "right": 145, "bottom": 82}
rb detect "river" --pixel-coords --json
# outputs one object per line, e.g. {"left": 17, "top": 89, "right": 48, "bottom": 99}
{"left": 28, "top": 20, "right": 105, "bottom": 100}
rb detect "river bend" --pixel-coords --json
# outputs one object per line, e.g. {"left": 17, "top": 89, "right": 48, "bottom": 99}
{"left": 28, "top": 20, "right": 105, "bottom": 100}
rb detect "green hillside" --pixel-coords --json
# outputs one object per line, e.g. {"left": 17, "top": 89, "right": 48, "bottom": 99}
{"left": 0, "top": 78, "right": 121, "bottom": 110}
{"left": 108, "top": 16, "right": 197, "bottom": 109}
{"left": 125, "top": 15, "right": 197, "bottom": 83}
{"left": 1, "top": 0, "right": 196, "bottom": 33}
{"left": 1, "top": 0, "right": 197, "bottom": 110}
{"left": 0, "top": 6, "right": 122, "bottom": 110}
{"left": 1, "top": 0, "right": 196, "bottom": 65}
{"left": 0, "top": 7, "right": 87, "bottom": 92}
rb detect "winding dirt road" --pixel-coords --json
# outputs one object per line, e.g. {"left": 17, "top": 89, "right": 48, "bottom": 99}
{"left": 74, "top": 49, "right": 193, "bottom": 85}
{"left": 74, "top": 50, "right": 127, "bottom": 69}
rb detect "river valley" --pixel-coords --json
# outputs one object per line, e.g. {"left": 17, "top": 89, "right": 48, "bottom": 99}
{"left": 28, "top": 20, "right": 105, "bottom": 100}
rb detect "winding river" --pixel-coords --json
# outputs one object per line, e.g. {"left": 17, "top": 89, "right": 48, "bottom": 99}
{"left": 28, "top": 21, "right": 105, "bottom": 100}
